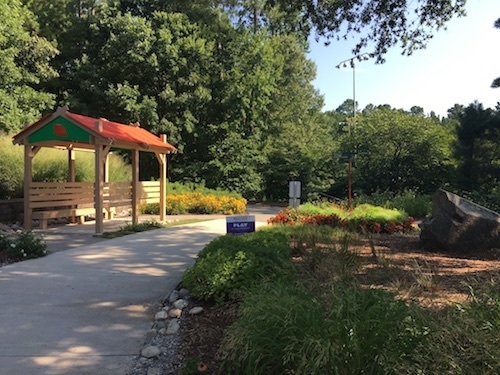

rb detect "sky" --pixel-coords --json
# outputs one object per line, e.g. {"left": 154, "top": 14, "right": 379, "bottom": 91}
{"left": 307, "top": 0, "right": 500, "bottom": 117}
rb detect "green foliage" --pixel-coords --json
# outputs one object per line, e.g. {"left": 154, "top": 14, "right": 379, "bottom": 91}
{"left": 165, "top": 181, "right": 243, "bottom": 198}
{"left": 214, "top": 225, "right": 498, "bottom": 374}
{"left": 454, "top": 102, "right": 500, "bottom": 192}
{"left": 0, "top": 0, "right": 57, "bottom": 133}
{"left": 297, "top": 202, "right": 345, "bottom": 218}
{"left": 398, "top": 281, "right": 500, "bottom": 374}
{"left": 232, "top": 1, "right": 465, "bottom": 63}
{"left": 182, "top": 231, "right": 293, "bottom": 302}
{"left": 0, "top": 230, "right": 47, "bottom": 260}
{"left": 220, "top": 281, "right": 426, "bottom": 375}
{"left": 354, "top": 190, "right": 432, "bottom": 218}
{"left": 269, "top": 203, "right": 413, "bottom": 234}
{"left": 0, "top": 135, "right": 131, "bottom": 198}
{"left": 15, "top": 0, "right": 478, "bottom": 202}
{"left": 339, "top": 108, "right": 456, "bottom": 195}
{"left": 0, "top": 136, "right": 24, "bottom": 199}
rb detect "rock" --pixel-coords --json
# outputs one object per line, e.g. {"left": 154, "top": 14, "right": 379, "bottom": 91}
{"left": 147, "top": 367, "right": 163, "bottom": 375}
{"left": 158, "top": 328, "right": 167, "bottom": 335}
{"left": 173, "top": 299, "right": 188, "bottom": 310}
{"left": 420, "top": 189, "right": 500, "bottom": 252}
{"left": 166, "top": 319, "right": 180, "bottom": 335}
{"left": 141, "top": 346, "right": 161, "bottom": 358}
{"left": 178, "top": 288, "right": 190, "bottom": 298}
{"left": 154, "top": 310, "right": 168, "bottom": 321}
{"left": 188, "top": 306, "right": 204, "bottom": 315}
{"left": 167, "top": 290, "right": 179, "bottom": 303}
{"left": 154, "top": 321, "right": 166, "bottom": 330}
{"left": 168, "top": 308, "right": 182, "bottom": 318}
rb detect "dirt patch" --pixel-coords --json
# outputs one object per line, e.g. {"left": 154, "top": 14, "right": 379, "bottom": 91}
{"left": 353, "top": 234, "right": 499, "bottom": 307}
{"left": 177, "top": 233, "right": 499, "bottom": 374}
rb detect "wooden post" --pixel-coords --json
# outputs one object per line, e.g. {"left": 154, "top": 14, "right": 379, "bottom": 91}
{"left": 94, "top": 143, "right": 104, "bottom": 234}
{"left": 131, "top": 149, "right": 139, "bottom": 225}
{"left": 68, "top": 150, "right": 76, "bottom": 182}
{"left": 104, "top": 152, "right": 110, "bottom": 183}
{"left": 68, "top": 149, "right": 76, "bottom": 223}
{"left": 23, "top": 145, "right": 33, "bottom": 229}
{"left": 159, "top": 134, "right": 167, "bottom": 222}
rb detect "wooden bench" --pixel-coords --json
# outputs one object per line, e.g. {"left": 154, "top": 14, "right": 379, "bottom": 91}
{"left": 32, "top": 207, "right": 115, "bottom": 229}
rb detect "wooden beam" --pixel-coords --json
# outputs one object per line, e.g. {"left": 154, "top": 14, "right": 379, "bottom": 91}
{"left": 94, "top": 143, "right": 105, "bottom": 234}
{"left": 68, "top": 149, "right": 77, "bottom": 223}
{"left": 23, "top": 145, "right": 34, "bottom": 229}
{"left": 68, "top": 149, "right": 76, "bottom": 182}
{"left": 131, "top": 149, "right": 139, "bottom": 225}
{"left": 104, "top": 152, "right": 110, "bottom": 183}
{"left": 156, "top": 153, "right": 166, "bottom": 222}
{"left": 29, "top": 146, "right": 41, "bottom": 158}
{"left": 158, "top": 134, "right": 168, "bottom": 222}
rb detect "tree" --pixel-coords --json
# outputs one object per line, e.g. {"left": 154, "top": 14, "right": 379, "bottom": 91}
{"left": 341, "top": 108, "right": 455, "bottom": 194}
{"left": 228, "top": 1, "right": 467, "bottom": 62}
{"left": 454, "top": 102, "right": 500, "bottom": 191}
{"left": 0, "top": 0, "right": 58, "bottom": 133}
{"left": 336, "top": 99, "right": 357, "bottom": 117}
{"left": 409, "top": 106, "right": 425, "bottom": 116}
{"left": 261, "top": 34, "right": 335, "bottom": 201}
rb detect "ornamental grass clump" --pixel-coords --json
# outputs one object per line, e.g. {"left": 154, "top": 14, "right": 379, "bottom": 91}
{"left": 182, "top": 230, "right": 294, "bottom": 302}
{"left": 219, "top": 281, "right": 426, "bottom": 375}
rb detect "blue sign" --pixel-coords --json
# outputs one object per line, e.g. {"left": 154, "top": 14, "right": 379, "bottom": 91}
{"left": 226, "top": 215, "right": 256, "bottom": 235}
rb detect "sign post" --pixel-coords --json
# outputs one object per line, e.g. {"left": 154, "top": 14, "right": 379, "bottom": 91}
{"left": 289, "top": 181, "right": 301, "bottom": 208}
{"left": 226, "top": 215, "right": 256, "bottom": 235}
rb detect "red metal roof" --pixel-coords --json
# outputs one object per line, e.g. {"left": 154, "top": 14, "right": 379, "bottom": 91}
{"left": 13, "top": 107, "right": 176, "bottom": 153}
{"left": 65, "top": 112, "right": 175, "bottom": 151}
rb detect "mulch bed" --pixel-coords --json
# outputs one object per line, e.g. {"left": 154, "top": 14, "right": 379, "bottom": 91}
{"left": 176, "top": 233, "right": 500, "bottom": 374}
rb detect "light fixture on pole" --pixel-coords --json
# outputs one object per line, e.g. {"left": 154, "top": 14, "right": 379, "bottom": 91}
{"left": 335, "top": 52, "right": 373, "bottom": 208}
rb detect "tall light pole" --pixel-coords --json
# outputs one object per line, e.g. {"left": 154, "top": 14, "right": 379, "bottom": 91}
{"left": 335, "top": 53, "right": 372, "bottom": 208}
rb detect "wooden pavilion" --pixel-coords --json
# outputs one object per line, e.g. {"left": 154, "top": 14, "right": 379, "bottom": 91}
{"left": 12, "top": 106, "right": 176, "bottom": 233}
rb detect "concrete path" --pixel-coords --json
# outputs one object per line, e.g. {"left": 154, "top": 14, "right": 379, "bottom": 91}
{"left": 0, "top": 207, "right": 279, "bottom": 375}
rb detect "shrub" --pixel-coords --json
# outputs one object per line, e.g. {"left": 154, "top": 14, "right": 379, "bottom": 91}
{"left": 220, "top": 281, "right": 426, "bottom": 375}
{"left": 0, "top": 230, "right": 47, "bottom": 261}
{"left": 182, "top": 231, "right": 293, "bottom": 302}
{"left": 269, "top": 203, "right": 414, "bottom": 234}
{"left": 166, "top": 181, "right": 243, "bottom": 198}
{"left": 354, "top": 190, "right": 432, "bottom": 218}
{"left": 0, "top": 137, "right": 24, "bottom": 199}
{"left": 141, "top": 192, "right": 246, "bottom": 215}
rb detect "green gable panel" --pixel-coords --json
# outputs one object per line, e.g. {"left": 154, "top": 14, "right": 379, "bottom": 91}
{"left": 29, "top": 116, "right": 91, "bottom": 144}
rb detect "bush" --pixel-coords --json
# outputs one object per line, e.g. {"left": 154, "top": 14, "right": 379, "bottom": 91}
{"left": 354, "top": 189, "right": 432, "bottom": 218}
{"left": 165, "top": 181, "right": 243, "bottom": 198}
{"left": 182, "top": 231, "right": 293, "bottom": 302}
{"left": 269, "top": 203, "right": 414, "bottom": 234}
{"left": 220, "top": 281, "right": 426, "bottom": 375}
{"left": 141, "top": 192, "right": 247, "bottom": 215}
{"left": 0, "top": 230, "right": 47, "bottom": 261}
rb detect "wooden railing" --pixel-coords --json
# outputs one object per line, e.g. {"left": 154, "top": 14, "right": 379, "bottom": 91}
{"left": 29, "top": 181, "right": 161, "bottom": 210}
{"left": 27, "top": 181, "right": 162, "bottom": 228}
